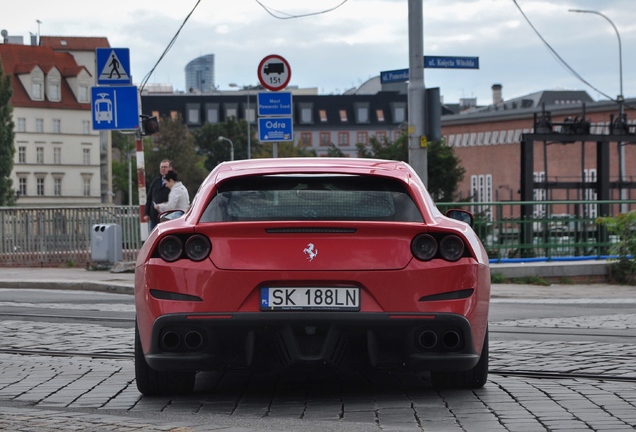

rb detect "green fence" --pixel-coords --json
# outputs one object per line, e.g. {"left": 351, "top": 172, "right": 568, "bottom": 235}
{"left": 436, "top": 200, "right": 636, "bottom": 263}
{"left": 1, "top": 200, "right": 635, "bottom": 267}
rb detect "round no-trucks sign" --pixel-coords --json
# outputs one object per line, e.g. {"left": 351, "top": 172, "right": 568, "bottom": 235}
{"left": 258, "top": 54, "right": 291, "bottom": 92}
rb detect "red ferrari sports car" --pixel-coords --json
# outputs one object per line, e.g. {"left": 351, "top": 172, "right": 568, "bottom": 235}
{"left": 134, "top": 158, "right": 490, "bottom": 395}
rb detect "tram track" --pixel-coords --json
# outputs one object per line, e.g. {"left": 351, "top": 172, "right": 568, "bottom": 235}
{"left": 489, "top": 369, "right": 636, "bottom": 383}
{"left": 2, "top": 346, "right": 635, "bottom": 385}
{"left": 0, "top": 347, "right": 133, "bottom": 360}
{"left": 0, "top": 311, "right": 133, "bottom": 323}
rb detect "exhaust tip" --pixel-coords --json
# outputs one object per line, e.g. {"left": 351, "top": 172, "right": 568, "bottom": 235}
{"left": 162, "top": 331, "right": 181, "bottom": 350}
{"left": 441, "top": 331, "right": 461, "bottom": 350}
{"left": 184, "top": 331, "right": 204, "bottom": 350}
{"left": 417, "top": 330, "right": 438, "bottom": 349}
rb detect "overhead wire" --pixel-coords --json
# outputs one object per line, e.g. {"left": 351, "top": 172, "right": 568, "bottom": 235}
{"left": 139, "top": 0, "right": 201, "bottom": 93}
{"left": 511, "top": 0, "right": 617, "bottom": 105}
{"left": 254, "top": 0, "right": 349, "bottom": 19}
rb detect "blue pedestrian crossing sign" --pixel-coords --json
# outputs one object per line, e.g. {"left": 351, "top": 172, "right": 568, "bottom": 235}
{"left": 96, "top": 48, "right": 132, "bottom": 85}
{"left": 91, "top": 86, "right": 139, "bottom": 131}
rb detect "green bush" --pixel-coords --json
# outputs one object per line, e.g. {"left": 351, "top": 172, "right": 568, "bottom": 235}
{"left": 597, "top": 211, "right": 636, "bottom": 284}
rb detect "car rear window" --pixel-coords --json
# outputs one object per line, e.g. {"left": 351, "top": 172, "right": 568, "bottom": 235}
{"left": 200, "top": 175, "right": 423, "bottom": 222}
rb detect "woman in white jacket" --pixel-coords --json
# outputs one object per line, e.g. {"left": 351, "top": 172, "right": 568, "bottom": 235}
{"left": 154, "top": 170, "right": 190, "bottom": 213}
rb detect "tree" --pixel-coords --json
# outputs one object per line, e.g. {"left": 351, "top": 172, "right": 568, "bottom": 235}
{"left": 144, "top": 115, "right": 208, "bottom": 199}
{"left": 326, "top": 143, "right": 346, "bottom": 157}
{"left": 0, "top": 58, "right": 15, "bottom": 206}
{"left": 252, "top": 141, "right": 316, "bottom": 158}
{"left": 111, "top": 131, "right": 137, "bottom": 205}
{"left": 192, "top": 118, "right": 253, "bottom": 171}
{"left": 426, "top": 139, "right": 466, "bottom": 202}
{"left": 356, "top": 134, "right": 407, "bottom": 161}
{"left": 356, "top": 133, "right": 464, "bottom": 202}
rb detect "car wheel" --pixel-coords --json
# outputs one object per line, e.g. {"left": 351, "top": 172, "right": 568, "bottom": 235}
{"left": 430, "top": 328, "right": 489, "bottom": 389}
{"left": 134, "top": 321, "right": 196, "bottom": 396}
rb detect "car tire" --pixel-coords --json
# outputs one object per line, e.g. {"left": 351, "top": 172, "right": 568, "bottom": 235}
{"left": 430, "top": 328, "right": 489, "bottom": 389}
{"left": 134, "top": 321, "right": 196, "bottom": 396}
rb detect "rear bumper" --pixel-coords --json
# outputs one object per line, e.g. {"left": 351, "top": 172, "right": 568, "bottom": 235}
{"left": 144, "top": 312, "right": 482, "bottom": 372}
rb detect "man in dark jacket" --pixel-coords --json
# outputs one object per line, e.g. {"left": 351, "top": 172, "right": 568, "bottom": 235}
{"left": 144, "top": 159, "right": 172, "bottom": 230}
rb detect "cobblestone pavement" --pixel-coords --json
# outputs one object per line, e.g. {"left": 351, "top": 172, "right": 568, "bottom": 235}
{"left": 1, "top": 297, "right": 636, "bottom": 431}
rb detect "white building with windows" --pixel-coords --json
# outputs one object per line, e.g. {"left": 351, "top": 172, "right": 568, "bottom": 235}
{"left": 1, "top": 35, "right": 112, "bottom": 205}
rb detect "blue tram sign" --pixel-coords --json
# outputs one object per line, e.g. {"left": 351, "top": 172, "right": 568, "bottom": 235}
{"left": 91, "top": 86, "right": 139, "bottom": 131}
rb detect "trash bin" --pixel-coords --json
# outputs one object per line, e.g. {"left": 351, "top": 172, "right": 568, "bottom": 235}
{"left": 91, "top": 224, "right": 123, "bottom": 263}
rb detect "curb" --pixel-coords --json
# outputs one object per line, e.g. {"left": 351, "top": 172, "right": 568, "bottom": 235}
{"left": 0, "top": 280, "right": 134, "bottom": 295}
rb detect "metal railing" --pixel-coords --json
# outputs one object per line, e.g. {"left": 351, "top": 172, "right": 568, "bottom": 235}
{"left": 0, "top": 206, "right": 142, "bottom": 267}
{"left": 437, "top": 200, "right": 636, "bottom": 262}
{"left": 1, "top": 200, "right": 635, "bottom": 267}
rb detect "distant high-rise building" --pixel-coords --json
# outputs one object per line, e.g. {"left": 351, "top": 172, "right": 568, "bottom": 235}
{"left": 185, "top": 54, "right": 215, "bottom": 93}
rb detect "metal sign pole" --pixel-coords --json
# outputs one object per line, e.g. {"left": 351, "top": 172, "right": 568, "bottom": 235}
{"left": 136, "top": 128, "right": 148, "bottom": 241}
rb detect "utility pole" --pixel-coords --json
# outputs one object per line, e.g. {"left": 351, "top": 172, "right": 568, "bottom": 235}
{"left": 407, "top": 0, "right": 427, "bottom": 186}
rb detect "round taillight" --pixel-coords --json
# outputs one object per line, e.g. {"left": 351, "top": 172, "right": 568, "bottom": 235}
{"left": 185, "top": 235, "right": 211, "bottom": 261}
{"left": 411, "top": 234, "right": 438, "bottom": 261}
{"left": 439, "top": 235, "right": 465, "bottom": 262}
{"left": 158, "top": 235, "right": 183, "bottom": 262}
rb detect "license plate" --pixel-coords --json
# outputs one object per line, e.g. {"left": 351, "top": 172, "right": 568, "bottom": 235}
{"left": 260, "top": 287, "right": 360, "bottom": 311}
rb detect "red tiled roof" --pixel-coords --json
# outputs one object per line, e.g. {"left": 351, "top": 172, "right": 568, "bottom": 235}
{"left": 0, "top": 44, "right": 91, "bottom": 109}
{"left": 40, "top": 36, "right": 110, "bottom": 51}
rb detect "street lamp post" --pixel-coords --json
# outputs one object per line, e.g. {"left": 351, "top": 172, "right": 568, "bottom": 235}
{"left": 218, "top": 136, "right": 234, "bottom": 161}
{"left": 229, "top": 83, "right": 253, "bottom": 159}
{"left": 569, "top": 9, "right": 626, "bottom": 207}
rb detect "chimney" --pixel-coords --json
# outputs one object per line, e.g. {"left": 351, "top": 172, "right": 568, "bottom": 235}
{"left": 492, "top": 84, "right": 503, "bottom": 105}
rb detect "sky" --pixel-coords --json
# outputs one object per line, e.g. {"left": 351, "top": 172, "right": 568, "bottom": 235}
{"left": 2, "top": 0, "right": 636, "bottom": 106}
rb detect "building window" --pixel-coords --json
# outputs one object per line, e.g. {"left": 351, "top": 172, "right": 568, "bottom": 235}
{"left": 18, "top": 147, "right": 26, "bottom": 163}
{"left": 79, "top": 85, "right": 89, "bottom": 102}
{"left": 355, "top": 105, "right": 369, "bottom": 123}
{"left": 54, "top": 178, "right": 62, "bottom": 196}
{"left": 391, "top": 103, "right": 406, "bottom": 124}
{"left": 37, "top": 177, "right": 45, "bottom": 196}
{"left": 83, "top": 177, "right": 91, "bottom": 196}
{"left": 299, "top": 105, "right": 313, "bottom": 124}
{"left": 584, "top": 169, "right": 598, "bottom": 218}
{"left": 393, "top": 130, "right": 401, "bottom": 141}
{"left": 53, "top": 119, "right": 61, "bottom": 133}
{"left": 319, "top": 132, "right": 331, "bottom": 146}
{"left": 82, "top": 121, "right": 90, "bottom": 134}
{"left": 17, "top": 118, "right": 26, "bottom": 132}
{"left": 376, "top": 131, "right": 387, "bottom": 142}
{"left": 18, "top": 178, "right": 27, "bottom": 196}
{"left": 49, "top": 83, "right": 60, "bottom": 101}
{"left": 54, "top": 147, "right": 61, "bottom": 164}
{"left": 246, "top": 106, "right": 255, "bottom": 123}
{"left": 339, "top": 109, "right": 348, "bottom": 122}
{"left": 205, "top": 104, "right": 219, "bottom": 123}
{"left": 376, "top": 109, "right": 385, "bottom": 122}
{"left": 300, "top": 132, "right": 312, "bottom": 146}
{"left": 36, "top": 119, "right": 44, "bottom": 133}
{"left": 226, "top": 107, "right": 238, "bottom": 119}
{"left": 356, "top": 131, "right": 368, "bottom": 145}
{"left": 470, "top": 174, "right": 493, "bottom": 219}
{"left": 36, "top": 147, "right": 44, "bottom": 164}
{"left": 32, "top": 82, "right": 43, "bottom": 100}
{"left": 533, "top": 171, "right": 546, "bottom": 217}
{"left": 338, "top": 132, "right": 349, "bottom": 146}
{"left": 186, "top": 103, "right": 200, "bottom": 124}
{"left": 319, "top": 110, "right": 328, "bottom": 123}
{"left": 83, "top": 148, "right": 91, "bottom": 165}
